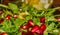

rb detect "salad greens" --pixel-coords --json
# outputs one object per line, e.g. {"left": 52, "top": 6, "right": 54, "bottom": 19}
{"left": 0, "top": 3, "right": 60, "bottom": 35}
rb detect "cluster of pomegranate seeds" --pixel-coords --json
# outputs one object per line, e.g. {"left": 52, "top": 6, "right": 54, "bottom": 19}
{"left": 0, "top": 10, "right": 3, "bottom": 15}
{"left": 20, "top": 17, "right": 46, "bottom": 35}
{"left": 37, "top": 24, "right": 46, "bottom": 34}
{"left": 0, "top": 32, "right": 8, "bottom": 35}
{"left": 20, "top": 19, "right": 34, "bottom": 30}
{"left": 0, "top": 18, "right": 4, "bottom": 24}
{"left": 6, "top": 14, "right": 11, "bottom": 20}
{"left": 31, "top": 24, "right": 46, "bottom": 35}
{"left": 40, "top": 17, "right": 45, "bottom": 23}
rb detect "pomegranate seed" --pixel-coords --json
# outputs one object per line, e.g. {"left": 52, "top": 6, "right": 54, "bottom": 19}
{"left": 28, "top": 19, "right": 34, "bottom": 26}
{"left": 20, "top": 26, "right": 24, "bottom": 30}
{"left": 40, "top": 24, "right": 46, "bottom": 31}
{"left": 40, "top": 17, "right": 45, "bottom": 23}
{"left": 6, "top": 14, "right": 11, "bottom": 20}
{"left": 0, "top": 18, "right": 4, "bottom": 23}
{"left": 20, "top": 24, "right": 30, "bottom": 30}
{"left": 13, "top": 14, "right": 17, "bottom": 18}
{"left": 22, "top": 31, "right": 25, "bottom": 35}
{"left": 36, "top": 29, "right": 43, "bottom": 34}
{"left": 0, "top": 10, "right": 3, "bottom": 14}
{"left": 35, "top": 24, "right": 46, "bottom": 34}
{"left": 0, "top": 32, "right": 8, "bottom": 35}
{"left": 24, "top": 24, "right": 30, "bottom": 29}
{"left": 26, "top": 31, "right": 34, "bottom": 35}
{"left": 30, "top": 25, "right": 39, "bottom": 33}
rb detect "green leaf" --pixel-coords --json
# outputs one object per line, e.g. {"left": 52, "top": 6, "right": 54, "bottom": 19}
{"left": 0, "top": 20, "right": 11, "bottom": 32}
{"left": 46, "top": 22, "right": 55, "bottom": 32}
{"left": 8, "top": 3, "right": 19, "bottom": 14}
{"left": 25, "top": 16, "right": 31, "bottom": 21}
{"left": 13, "top": 18, "right": 26, "bottom": 27}
{"left": 46, "top": 16, "right": 56, "bottom": 22}
{"left": 33, "top": 17, "right": 39, "bottom": 24}
{"left": 44, "top": 31, "right": 48, "bottom": 35}
{"left": 8, "top": 3, "right": 18, "bottom": 10}
{"left": 17, "top": 32, "right": 22, "bottom": 35}
{"left": 0, "top": 4, "right": 9, "bottom": 8}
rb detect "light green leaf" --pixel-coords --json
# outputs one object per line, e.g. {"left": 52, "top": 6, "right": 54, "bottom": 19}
{"left": 46, "top": 22, "right": 55, "bottom": 31}
{"left": 44, "top": 31, "right": 48, "bottom": 35}
{"left": 8, "top": 3, "right": 18, "bottom": 10}
{"left": 8, "top": 3, "right": 19, "bottom": 14}
{"left": 0, "top": 4, "right": 9, "bottom": 8}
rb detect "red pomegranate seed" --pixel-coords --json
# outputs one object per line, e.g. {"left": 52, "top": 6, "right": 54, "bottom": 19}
{"left": 40, "top": 17, "right": 45, "bottom": 23}
{"left": 30, "top": 25, "right": 39, "bottom": 33}
{"left": 24, "top": 24, "right": 31, "bottom": 29}
{"left": 22, "top": 31, "right": 25, "bottom": 35}
{"left": 6, "top": 14, "right": 11, "bottom": 20}
{"left": 36, "top": 28, "right": 44, "bottom": 34}
{"left": 36, "top": 24, "right": 46, "bottom": 34}
{"left": 20, "top": 26, "right": 24, "bottom": 30}
{"left": 28, "top": 19, "right": 34, "bottom": 26}
{"left": 0, "top": 32, "right": 8, "bottom": 35}
{"left": 0, "top": 18, "right": 4, "bottom": 23}
{"left": 26, "top": 31, "right": 34, "bottom": 35}
{"left": 40, "top": 24, "right": 46, "bottom": 31}
{"left": 20, "top": 24, "right": 30, "bottom": 30}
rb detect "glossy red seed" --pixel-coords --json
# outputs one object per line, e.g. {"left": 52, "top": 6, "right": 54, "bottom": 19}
{"left": 26, "top": 31, "right": 34, "bottom": 35}
{"left": 0, "top": 10, "right": 3, "bottom": 14}
{"left": 24, "top": 24, "right": 30, "bottom": 29}
{"left": 20, "top": 26, "right": 24, "bottom": 30}
{"left": 30, "top": 25, "right": 39, "bottom": 33}
{"left": 13, "top": 14, "right": 17, "bottom": 18}
{"left": 28, "top": 19, "right": 34, "bottom": 26}
{"left": 0, "top": 18, "right": 4, "bottom": 23}
{"left": 40, "top": 24, "right": 46, "bottom": 31}
{"left": 0, "top": 32, "right": 8, "bottom": 35}
{"left": 36, "top": 29, "right": 43, "bottom": 34}
{"left": 6, "top": 14, "right": 10, "bottom": 20}
{"left": 40, "top": 17, "right": 45, "bottom": 23}
{"left": 22, "top": 31, "right": 25, "bottom": 35}
{"left": 20, "top": 24, "right": 30, "bottom": 30}
{"left": 35, "top": 24, "right": 46, "bottom": 34}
